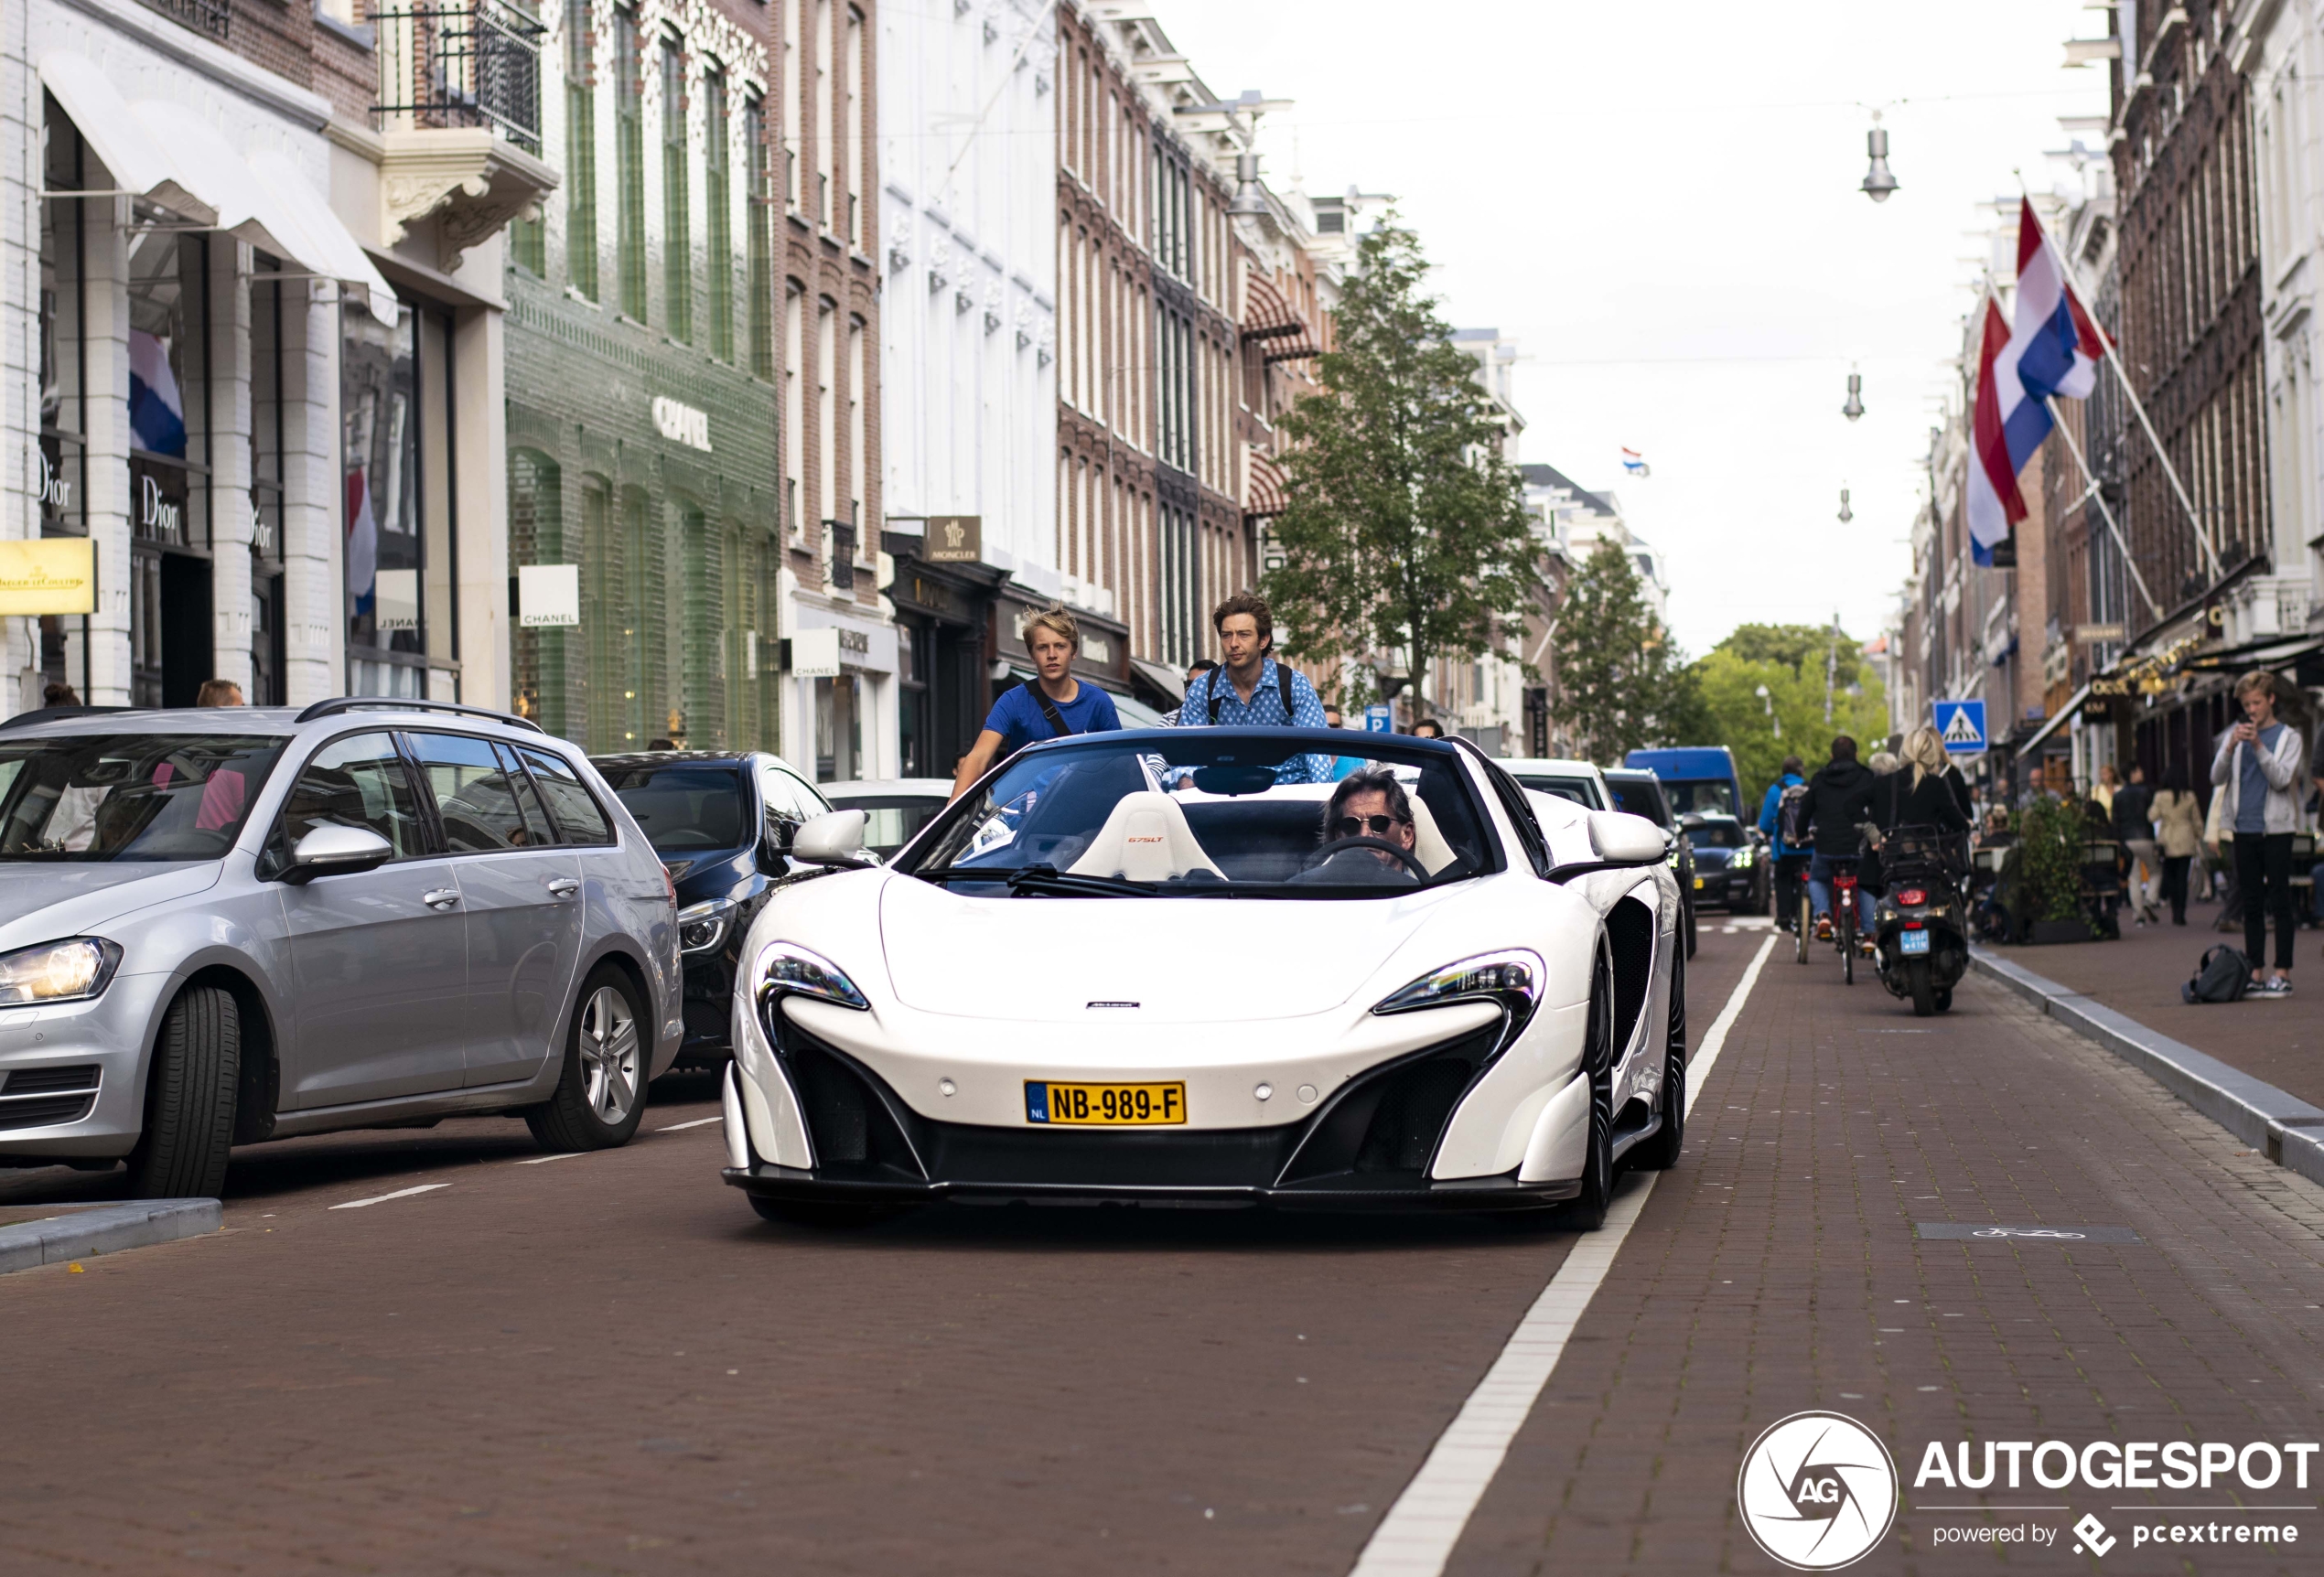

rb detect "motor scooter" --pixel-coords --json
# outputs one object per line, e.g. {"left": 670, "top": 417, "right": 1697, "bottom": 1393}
{"left": 1871, "top": 824, "right": 1969, "bottom": 1016}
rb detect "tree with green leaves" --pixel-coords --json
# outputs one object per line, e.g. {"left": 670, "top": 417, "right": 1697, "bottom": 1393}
{"left": 1546, "top": 539, "right": 1699, "bottom": 760}
{"left": 1258, "top": 219, "right": 1542, "bottom": 714}
{"left": 1686, "top": 624, "right": 1890, "bottom": 805}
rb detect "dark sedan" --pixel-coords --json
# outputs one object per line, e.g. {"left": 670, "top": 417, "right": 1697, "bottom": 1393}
{"left": 1603, "top": 766, "right": 1695, "bottom": 959}
{"left": 591, "top": 750, "right": 832, "bottom": 1067}
{"left": 1681, "top": 812, "right": 1766, "bottom": 912}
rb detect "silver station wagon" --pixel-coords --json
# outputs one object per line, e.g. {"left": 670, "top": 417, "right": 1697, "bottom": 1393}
{"left": 0, "top": 699, "right": 681, "bottom": 1196}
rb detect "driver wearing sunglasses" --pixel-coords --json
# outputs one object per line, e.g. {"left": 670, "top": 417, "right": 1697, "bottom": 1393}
{"left": 1317, "top": 767, "right": 1420, "bottom": 874}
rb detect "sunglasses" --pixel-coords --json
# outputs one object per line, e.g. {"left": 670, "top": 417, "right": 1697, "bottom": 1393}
{"left": 1333, "top": 813, "right": 1409, "bottom": 839}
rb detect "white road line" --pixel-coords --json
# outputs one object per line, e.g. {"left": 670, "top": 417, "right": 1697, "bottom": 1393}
{"left": 328, "top": 1183, "right": 450, "bottom": 1210}
{"left": 1348, "top": 933, "right": 1780, "bottom": 1577}
{"left": 656, "top": 1116, "right": 723, "bottom": 1132}
{"left": 514, "top": 1151, "right": 586, "bottom": 1164}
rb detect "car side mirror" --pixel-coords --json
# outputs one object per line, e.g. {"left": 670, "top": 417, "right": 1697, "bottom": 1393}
{"left": 791, "top": 809, "right": 879, "bottom": 870}
{"left": 1548, "top": 811, "right": 1670, "bottom": 884}
{"left": 281, "top": 823, "right": 394, "bottom": 885}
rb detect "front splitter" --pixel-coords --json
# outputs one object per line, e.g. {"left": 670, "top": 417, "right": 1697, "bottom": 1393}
{"left": 719, "top": 1162, "right": 1582, "bottom": 1213}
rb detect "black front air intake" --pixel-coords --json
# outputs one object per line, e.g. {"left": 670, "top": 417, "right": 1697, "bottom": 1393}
{"left": 1278, "top": 1025, "right": 1501, "bottom": 1185}
{"left": 780, "top": 1033, "right": 929, "bottom": 1180}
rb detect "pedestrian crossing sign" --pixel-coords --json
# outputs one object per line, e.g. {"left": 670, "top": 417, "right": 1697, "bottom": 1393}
{"left": 1932, "top": 699, "right": 1986, "bottom": 755}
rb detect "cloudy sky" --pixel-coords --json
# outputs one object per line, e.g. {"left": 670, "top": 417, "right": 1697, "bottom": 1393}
{"left": 1155, "top": 0, "right": 2114, "bottom": 657}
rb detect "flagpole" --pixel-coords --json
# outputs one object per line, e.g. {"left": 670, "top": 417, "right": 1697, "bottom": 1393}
{"left": 2013, "top": 178, "right": 2226, "bottom": 583}
{"left": 2042, "top": 394, "right": 2163, "bottom": 622}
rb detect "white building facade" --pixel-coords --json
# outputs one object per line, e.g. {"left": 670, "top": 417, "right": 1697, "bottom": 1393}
{"left": 2246, "top": 2, "right": 2324, "bottom": 638}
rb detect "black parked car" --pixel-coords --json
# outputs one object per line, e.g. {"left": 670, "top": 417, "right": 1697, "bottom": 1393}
{"left": 591, "top": 750, "right": 832, "bottom": 1067}
{"left": 1681, "top": 811, "right": 1767, "bottom": 913}
{"left": 1603, "top": 766, "right": 1696, "bottom": 959}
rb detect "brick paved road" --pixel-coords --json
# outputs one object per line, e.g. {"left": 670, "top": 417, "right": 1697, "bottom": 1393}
{"left": 6, "top": 923, "right": 2320, "bottom": 1574}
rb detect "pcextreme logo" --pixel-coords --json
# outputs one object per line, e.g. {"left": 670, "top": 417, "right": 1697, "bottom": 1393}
{"left": 1738, "top": 1411, "right": 1900, "bottom": 1571}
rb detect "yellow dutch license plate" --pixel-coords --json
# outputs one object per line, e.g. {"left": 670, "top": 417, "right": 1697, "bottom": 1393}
{"left": 1025, "top": 1080, "right": 1186, "bottom": 1126}
{"left": 1693, "top": 876, "right": 1705, "bottom": 889}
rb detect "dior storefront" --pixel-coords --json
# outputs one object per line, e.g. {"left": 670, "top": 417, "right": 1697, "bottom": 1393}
{"left": 10, "top": 13, "right": 398, "bottom": 708}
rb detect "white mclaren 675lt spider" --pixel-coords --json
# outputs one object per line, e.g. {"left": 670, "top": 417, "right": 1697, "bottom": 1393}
{"left": 716, "top": 726, "right": 1686, "bottom": 1228}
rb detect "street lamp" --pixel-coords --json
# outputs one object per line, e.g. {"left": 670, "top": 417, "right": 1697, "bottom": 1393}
{"left": 1757, "top": 683, "right": 1781, "bottom": 739}
{"left": 1842, "top": 370, "right": 1865, "bottom": 421}
{"left": 1861, "top": 113, "right": 1899, "bottom": 203}
{"left": 1837, "top": 488, "right": 1854, "bottom": 524}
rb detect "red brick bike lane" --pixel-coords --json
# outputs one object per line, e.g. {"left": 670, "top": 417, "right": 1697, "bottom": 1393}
{"left": 1445, "top": 924, "right": 2324, "bottom": 1575}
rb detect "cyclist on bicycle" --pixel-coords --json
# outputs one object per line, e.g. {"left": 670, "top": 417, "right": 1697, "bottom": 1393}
{"left": 1804, "top": 734, "right": 1877, "bottom": 946}
{"left": 1759, "top": 754, "right": 1812, "bottom": 932}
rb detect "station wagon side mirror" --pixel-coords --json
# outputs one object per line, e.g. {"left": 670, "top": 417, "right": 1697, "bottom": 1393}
{"left": 1548, "top": 811, "right": 1672, "bottom": 884}
{"left": 281, "top": 823, "right": 394, "bottom": 885}
{"left": 791, "top": 809, "right": 879, "bottom": 870}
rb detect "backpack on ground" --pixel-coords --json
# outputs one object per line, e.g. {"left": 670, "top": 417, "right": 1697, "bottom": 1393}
{"left": 1776, "top": 782, "right": 1813, "bottom": 849}
{"left": 2183, "top": 945, "right": 2252, "bottom": 1003}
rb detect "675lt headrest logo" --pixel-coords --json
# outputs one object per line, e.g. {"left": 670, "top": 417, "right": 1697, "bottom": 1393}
{"left": 1738, "top": 1411, "right": 1899, "bottom": 1570}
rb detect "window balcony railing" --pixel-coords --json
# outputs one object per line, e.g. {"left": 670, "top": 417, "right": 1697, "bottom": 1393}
{"left": 828, "top": 521, "right": 856, "bottom": 591}
{"left": 373, "top": 0, "right": 545, "bottom": 154}
{"left": 139, "top": 0, "right": 229, "bottom": 43}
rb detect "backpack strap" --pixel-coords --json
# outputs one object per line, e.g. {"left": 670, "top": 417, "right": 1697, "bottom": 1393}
{"left": 1276, "top": 661, "right": 1296, "bottom": 721}
{"left": 1206, "top": 666, "right": 1227, "bottom": 724}
{"left": 1020, "top": 678, "right": 1071, "bottom": 737}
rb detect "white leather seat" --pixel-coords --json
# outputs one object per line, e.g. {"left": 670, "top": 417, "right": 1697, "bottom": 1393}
{"left": 1067, "top": 791, "right": 1225, "bottom": 882}
{"left": 1406, "top": 794, "right": 1458, "bottom": 875}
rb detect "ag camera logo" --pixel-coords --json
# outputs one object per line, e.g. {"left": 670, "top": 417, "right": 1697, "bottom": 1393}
{"left": 1738, "top": 1411, "right": 1899, "bottom": 1571}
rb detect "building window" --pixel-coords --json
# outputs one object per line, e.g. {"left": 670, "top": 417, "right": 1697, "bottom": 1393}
{"left": 662, "top": 38, "right": 692, "bottom": 343}
{"left": 746, "top": 93, "right": 774, "bottom": 378}
{"left": 565, "top": 0, "right": 598, "bottom": 299}
{"left": 510, "top": 448, "right": 567, "bottom": 733}
{"left": 846, "top": 312, "right": 866, "bottom": 552}
{"left": 813, "top": 0, "right": 833, "bottom": 227}
{"left": 705, "top": 67, "right": 732, "bottom": 361}
{"left": 782, "top": 0, "right": 802, "bottom": 208}
{"left": 342, "top": 297, "right": 427, "bottom": 695}
{"left": 843, "top": 5, "right": 863, "bottom": 245}
{"left": 784, "top": 281, "right": 804, "bottom": 535}
{"left": 614, "top": 6, "right": 646, "bottom": 318}
{"left": 680, "top": 504, "right": 717, "bottom": 746}
{"left": 817, "top": 294, "right": 836, "bottom": 571}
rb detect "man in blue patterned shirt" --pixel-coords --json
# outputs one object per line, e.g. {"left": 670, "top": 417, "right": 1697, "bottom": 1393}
{"left": 1172, "top": 593, "right": 1334, "bottom": 784}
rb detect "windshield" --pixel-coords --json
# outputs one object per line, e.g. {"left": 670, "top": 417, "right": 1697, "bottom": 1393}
{"left": 1661, "top": 778, "right": 1738, "bottom": 816}
{"left": 1514, "top": 773, "right": 1600, "bottom": 810}
{"left": 1606, "top": 778, "right": 1672, "bottom": 826}
{"left": 824, "top": 792, "right": 947, "bottom": 856}
{"left": 0, "top": 734, "right": 287, "bottom": 862}
{"left": 900, "top": 735, "right": 1498, "bottom": 897}
{"left": 1688, "top": 820, "right": 1748, "bottom": 849}
{"left": 601, "top": 764, "right": 746, "bottom": 851}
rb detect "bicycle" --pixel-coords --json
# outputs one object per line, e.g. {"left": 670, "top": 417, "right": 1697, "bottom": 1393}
{"left": 1827, "top": 854, "right": 1862, "bottom": 985}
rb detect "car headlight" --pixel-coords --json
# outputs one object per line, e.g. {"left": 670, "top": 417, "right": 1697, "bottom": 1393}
{"left": 0, "top": 938, "right": 121, "bottom": 1006}
{"left": 754, "top": 939, "right": 870, "bottom": 1015}
{"left": 1730, "top": 847, "right": 1756, "bottom": 869}
{"left": 677, "top": 898, "right": 739, "bottom": 955}
{"left": 1372, "top": 949, "right": 1544, "bottom": 1020}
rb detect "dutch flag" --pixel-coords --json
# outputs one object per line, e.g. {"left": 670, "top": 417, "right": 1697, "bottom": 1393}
{"left": 1967, "top": 198, "right": 2105, "bottom": 565}
{"left": 1619, "top": 447, "right": 1651, "bottom": 477}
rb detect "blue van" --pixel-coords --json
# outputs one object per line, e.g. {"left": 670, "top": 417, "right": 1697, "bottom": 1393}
{"left": 1622, "top": 746, "right": 1746, "bottom": 820}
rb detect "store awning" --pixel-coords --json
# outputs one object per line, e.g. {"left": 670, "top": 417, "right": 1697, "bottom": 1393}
{"left": 2176, "top": 631, "right": 2324, "bottom": 673}
{"left": 41, "top": 54, "right": 396, "bottom": 325}
{"left": 38, "top": 53, "right": 216, "bottom": 226}
{"left": 1129, "top": 657, "right": 1187, "bottom": 704}
{"left": 2014, "top": 683, "right": 2091, "bottom": 758}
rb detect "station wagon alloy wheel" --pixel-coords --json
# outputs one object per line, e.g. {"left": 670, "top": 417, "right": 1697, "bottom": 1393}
{"left": 580, "top": 985, "right": 641, "bottom": 1124}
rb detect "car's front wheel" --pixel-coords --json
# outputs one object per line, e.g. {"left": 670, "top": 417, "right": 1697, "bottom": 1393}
{"left": 124, "top": 984, "right": 241, "bottom": 1198}
{"left": 1560, "top": 945, "right": 1619, "bottom": 1230}
{"left": 525, "top": 965, "right": 649, "bottom": 1152}
{"left": 1632, "top": 948, "right": 1687, "bottom": 1171}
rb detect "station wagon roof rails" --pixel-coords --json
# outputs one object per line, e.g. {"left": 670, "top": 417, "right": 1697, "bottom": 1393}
{"left": 294, "top": 697, "right": 546, "bottom": 734}
{"left": 0, "top": 704, "right": 135, "bottom": 730}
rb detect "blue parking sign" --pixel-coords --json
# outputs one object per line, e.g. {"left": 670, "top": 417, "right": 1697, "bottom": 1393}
{"left": 1931, "top": 699, "right": 1986, "bottom": 755}
{"left": 1363, "top": 704, "right": 1393, "bottom": 734}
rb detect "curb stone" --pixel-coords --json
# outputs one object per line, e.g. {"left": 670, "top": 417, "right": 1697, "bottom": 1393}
{"left": 1969, "top": 948, "right": 2324, "bottom": 1187}
{"left": 0, "top": 1198, "right": 221, "bottom": 1275}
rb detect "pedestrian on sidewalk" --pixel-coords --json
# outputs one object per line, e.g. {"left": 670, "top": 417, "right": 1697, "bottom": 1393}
{"left": 2211, "top": 670, "right": 2306, "bottom": 996}
{"left": 2150, "top": 764, "right": 2202, "bottom": 927}
{"left": 2114, "top": 763, "right": 2160, "bottom": 925}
